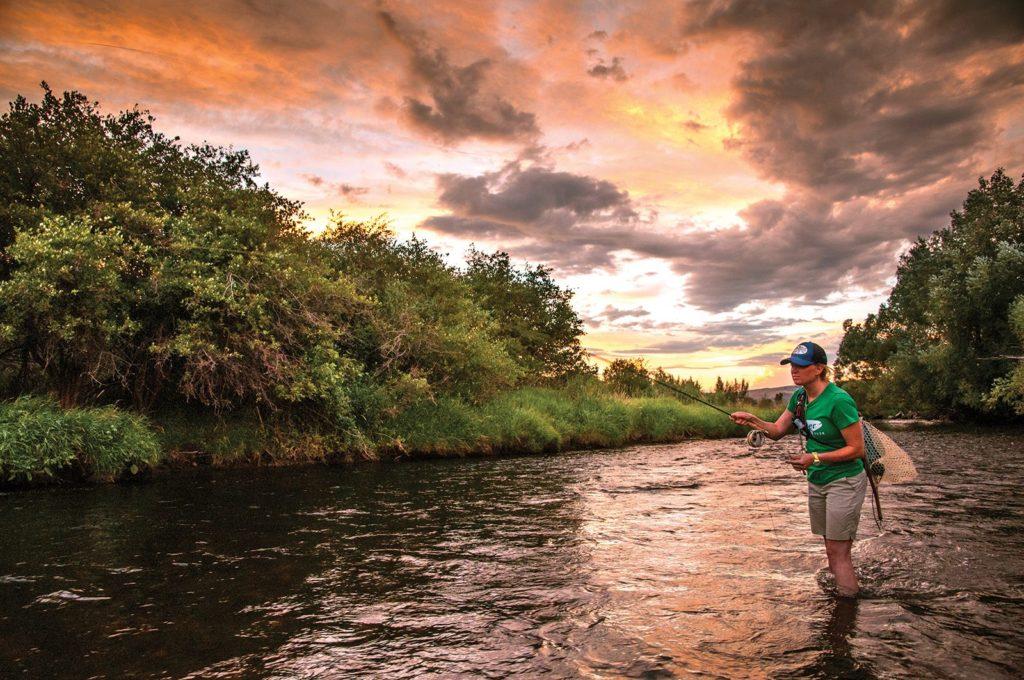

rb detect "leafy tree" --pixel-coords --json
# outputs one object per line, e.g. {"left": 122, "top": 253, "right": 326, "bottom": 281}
{"left": 651, "top": 368, "right": 702, "bottom": 398}
{"left": 0, "top": 216, "right": 138, "bottom": 406}
{"left": 318, "top": 217, "right": 521, "bottom": 403}
{"left": 837, "top": 169, "right": 1024, "bottom": 418}
{"left": 602, "top": 358, "right": 655, "bottom": 397}
{"left": 0, "top": 85, "right": 364, "bottom": 430}
{"left": 985, "top": 295, "right": 1024, "bottom": 414}
{"left": 464, "top": 248, "right": 590, "bottom": 379}
{"left": 711, "top": 376, "right": 748, "bottom": 403}
{"left": 0, "top": 84, "right": 300, "bottom": 278}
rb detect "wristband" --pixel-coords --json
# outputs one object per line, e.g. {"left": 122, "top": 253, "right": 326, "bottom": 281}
{"left": 812, "top": 452, "right": 821, "bottom": 465}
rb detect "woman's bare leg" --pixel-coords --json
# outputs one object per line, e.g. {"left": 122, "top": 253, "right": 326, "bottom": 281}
{"left": 824, "top": 538, "right": 858, "bottom": 597}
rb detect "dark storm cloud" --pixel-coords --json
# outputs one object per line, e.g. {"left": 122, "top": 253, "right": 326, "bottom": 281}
{"left": 422, "top": 162, "right": 650, "bottom": 272}
{"left": 662, "top": 186, "right": 971, "bottom": 311}
{"left": 679, "top": 0, "right": 1024, "bottom": 201}
{"left": 418, "top": 0, "right": 1023, "bottom": 314}
{"left": 660, "top": 0, "right": 1024, "bottom": 310}
{"left": 434, "top": 164, "right": 636, "bottom": 224}
{"left": 587, "top": 57, "right": 629, "bottom": 82}
{"left": 377, "top": 11, "right": 539, "bottom": 143}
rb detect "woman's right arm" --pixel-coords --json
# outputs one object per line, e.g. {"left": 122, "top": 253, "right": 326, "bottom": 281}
{"left": 730, "top": 409, "right": 796, "bottom": 440}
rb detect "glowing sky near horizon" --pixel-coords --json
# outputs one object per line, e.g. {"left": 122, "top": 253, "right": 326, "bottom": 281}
{"left": 2, "top": 0, "right": 1022, "bottom": 388}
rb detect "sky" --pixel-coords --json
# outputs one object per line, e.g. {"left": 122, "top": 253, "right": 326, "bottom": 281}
{"left": 2, "top": 0, "right": 1023, "bottom": 388}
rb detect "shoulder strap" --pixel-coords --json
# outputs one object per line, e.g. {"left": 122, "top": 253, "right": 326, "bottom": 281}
{"left": 793, "top": 388, "right": 829, "bottom": 446}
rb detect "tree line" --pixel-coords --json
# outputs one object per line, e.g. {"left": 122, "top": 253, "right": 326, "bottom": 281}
{"left": 0, "top": 85, "right": 594, "bottom": 449}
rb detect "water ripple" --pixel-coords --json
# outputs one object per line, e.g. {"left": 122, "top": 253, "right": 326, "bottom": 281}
{"left": 0, "top": 429, "right": 1022, "bottom": 677}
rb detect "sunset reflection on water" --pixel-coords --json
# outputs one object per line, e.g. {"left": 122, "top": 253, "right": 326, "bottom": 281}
{"left": 1, "top": 430, "right": 1023, "bottom": 678}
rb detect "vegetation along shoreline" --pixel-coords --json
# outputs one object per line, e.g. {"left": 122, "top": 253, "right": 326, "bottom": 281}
{"left": 2, "top": 86, "right": 1022, "bottom": 489}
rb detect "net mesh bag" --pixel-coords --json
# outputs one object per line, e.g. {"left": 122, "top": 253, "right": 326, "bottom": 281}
{"left": 861, "top": 420, "right": 918, "bottom": 484}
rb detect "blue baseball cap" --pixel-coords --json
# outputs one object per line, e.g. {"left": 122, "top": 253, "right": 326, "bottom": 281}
{"left": 781, "top": 341, "right": 827, "bottom": 366}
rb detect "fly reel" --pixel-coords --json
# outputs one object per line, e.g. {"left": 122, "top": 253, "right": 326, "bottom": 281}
{"left": 745, "top": 429, "right": 768, "bottom": 448}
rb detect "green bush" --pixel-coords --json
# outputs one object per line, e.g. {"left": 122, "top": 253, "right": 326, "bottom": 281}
{"left": 0, "top": 397, "right": 160, "bottom": 483}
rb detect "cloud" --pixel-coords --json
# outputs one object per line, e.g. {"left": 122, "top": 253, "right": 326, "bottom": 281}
{"left": 587, "top": 57, "right": 629, "bottom": 82}
{"left": 422, "top": 160, "right": 650, "bottom": 272}
{"left": 434, "top": 162, "right": 635, "bottom": 224}
{"left": 377, "top": 10, "right": 539, "bottom": 144}
{"left": 383, "top": 161, "right": 407, "bottom": 178}
{"left": 677, "top": 2, "right": 1024, "bottom": 199}
{"left": 622, "top": 315, "right": 782, "bottom": 352}
{"left": 414, "top": 2, "right": 1024, "bottom": 312}
{"left": 645, "top": 0, "right": 1024, "bottom": 310}
{"left": 596, "top": 314, "right": 793, "bottom": 356}
{"left": 736, "top": 352, "right": 787, "bottom": 367}
{"left": 421, "top": 162, "right": 946, "bottom": 311}
{"left": 420, "top": 153, "right": 982, "bottom": 310}
{"left": 618, "top": 339, "right": 710, "bottom": 355}
{"left": 338, "top": 183, "right": 369, "bottom": 199}
{"left": 587, "top": 304, "right": 650, "bottom": 326}
{"left": 302, "top": 174, "right": 370, "bottom": 200}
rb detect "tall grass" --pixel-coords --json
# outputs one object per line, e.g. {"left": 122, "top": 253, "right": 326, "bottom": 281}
{"left": 0, "top": 396, "right": 160, "bottom": 484}
{"left": 154, "top": 409, "right": 372, "bottom": 466}
{"left": 382, "top": 384, "right": 778, "bottom": 458}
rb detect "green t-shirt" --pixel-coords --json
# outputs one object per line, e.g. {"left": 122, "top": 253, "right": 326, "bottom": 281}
{"left": 786, "top": 383, "right": 864, "bottom": 485}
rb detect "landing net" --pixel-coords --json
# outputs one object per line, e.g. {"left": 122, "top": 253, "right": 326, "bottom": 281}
{"left": 862, "top": 420, "right": 918, "bottom": 485}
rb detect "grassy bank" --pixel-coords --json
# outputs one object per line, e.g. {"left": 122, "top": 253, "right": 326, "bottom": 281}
{"left": 1, "top": 387, "right": 777, "bottom": 486}
{"left": 0, "top": 397, "right": 161, "bottom": 485}
{"left": 381, "top": 386, "right": 762, "bottom": 457}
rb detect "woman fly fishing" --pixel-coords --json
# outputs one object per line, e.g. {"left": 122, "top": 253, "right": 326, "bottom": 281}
{"left": 729, "top": 342, "right": 867, "bottom": 598}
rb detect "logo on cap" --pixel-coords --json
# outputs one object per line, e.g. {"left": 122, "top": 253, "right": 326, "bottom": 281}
{"left": 792, "top": 344, "right": 809, "bottom": 355}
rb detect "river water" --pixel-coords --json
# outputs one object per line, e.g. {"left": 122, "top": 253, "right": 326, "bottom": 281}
{"left": 1, "top": 428, "right": 1022, "bottom": 678}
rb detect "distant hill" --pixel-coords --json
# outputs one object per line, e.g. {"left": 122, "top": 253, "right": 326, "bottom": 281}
{"left": 747, "top": 385, "right": 798, "bottom": 402}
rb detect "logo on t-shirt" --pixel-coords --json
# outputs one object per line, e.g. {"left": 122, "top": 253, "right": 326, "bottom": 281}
{"left": 807, "top": 419, "right": 823, "bottom": 432}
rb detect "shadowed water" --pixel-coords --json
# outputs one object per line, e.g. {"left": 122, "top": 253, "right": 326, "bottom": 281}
{"left": 1, "top": 429, "right": 1022, "bottom": 678}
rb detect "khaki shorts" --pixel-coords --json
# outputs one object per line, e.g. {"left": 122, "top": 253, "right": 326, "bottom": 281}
{"left": 808, "top": 472, "right": 867, "bottom": 541}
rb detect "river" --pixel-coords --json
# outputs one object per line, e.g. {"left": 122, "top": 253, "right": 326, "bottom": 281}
{"left": 1, "top": 428, "right": 1022, "bottom": 678}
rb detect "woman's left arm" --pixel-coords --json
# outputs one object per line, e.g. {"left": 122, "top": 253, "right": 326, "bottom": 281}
{"left": 816, "top": 421, "right": 864, "bottom": 464}
{"left": 789, "top": 420, "right": 864, "bottom": 471}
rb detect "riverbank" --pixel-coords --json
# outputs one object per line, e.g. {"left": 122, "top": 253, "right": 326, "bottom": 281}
{"left": 0, "top": 387, "right": 775, "bottom": 488}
